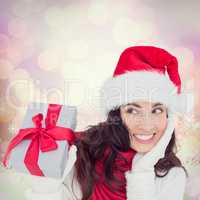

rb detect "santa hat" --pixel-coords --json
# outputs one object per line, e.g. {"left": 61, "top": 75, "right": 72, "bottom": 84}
{"left": 100, "top": 46, "right": 194, "bottom": 116}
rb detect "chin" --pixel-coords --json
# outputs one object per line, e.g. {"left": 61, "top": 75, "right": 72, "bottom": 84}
{"left": 132, "top": 145, "right": 153, "bottom": 153}
{"left": 137, "top": 149, "right": 149, "bottom": 153}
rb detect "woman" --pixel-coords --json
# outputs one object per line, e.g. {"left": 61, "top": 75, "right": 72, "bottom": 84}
{"left": 25, "top": 46, "right": 189, "bottom": 200}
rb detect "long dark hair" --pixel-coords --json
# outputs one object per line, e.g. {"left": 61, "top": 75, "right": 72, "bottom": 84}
{"left": 72, "top": 107, "right": 188, "bottom": 200}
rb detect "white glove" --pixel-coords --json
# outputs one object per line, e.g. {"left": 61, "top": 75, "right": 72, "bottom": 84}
{"left": 125, "top": 110, "right": 175, "bottom": 200}
{"left": 25, "top": 144, "right": 77, "bottom": 200}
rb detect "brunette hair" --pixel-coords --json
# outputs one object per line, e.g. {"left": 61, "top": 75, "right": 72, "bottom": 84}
{"left": 72, "top": 107, "right": 187, "bottom": 200}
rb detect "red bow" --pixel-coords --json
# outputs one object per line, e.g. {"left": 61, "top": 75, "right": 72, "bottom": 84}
{"left": 2, "top": 104, "right": 75, "bottom": 176}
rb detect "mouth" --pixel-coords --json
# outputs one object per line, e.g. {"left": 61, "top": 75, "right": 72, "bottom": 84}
{"left": 132, "top": 133, "right": 156, "bottom": 144}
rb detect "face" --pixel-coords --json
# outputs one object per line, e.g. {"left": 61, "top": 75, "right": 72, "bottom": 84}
{"left": 120, "top": 101, "right": 168, "bottom": 153}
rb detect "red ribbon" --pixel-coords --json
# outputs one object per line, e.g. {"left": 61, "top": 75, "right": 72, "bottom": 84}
{"left": 2, "top": 104, "right": 75, "bottom": 176}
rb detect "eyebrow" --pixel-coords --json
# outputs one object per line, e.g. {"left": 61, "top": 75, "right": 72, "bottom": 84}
{"left": 126, "top": 103, "right": 163, "bottom": 108}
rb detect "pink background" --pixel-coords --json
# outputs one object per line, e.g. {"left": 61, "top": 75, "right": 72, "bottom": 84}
{"left": 0, "top": 0, "right": 200, "bottom": 199}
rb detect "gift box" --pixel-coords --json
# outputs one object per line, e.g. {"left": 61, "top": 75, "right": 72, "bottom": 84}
{"left": 2, "top": 102, "right": 77, "bottom": 179}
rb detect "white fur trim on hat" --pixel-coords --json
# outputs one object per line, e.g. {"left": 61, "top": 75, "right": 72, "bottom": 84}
{"left": 99, "top": 70, "right": 193, "bottom": 115}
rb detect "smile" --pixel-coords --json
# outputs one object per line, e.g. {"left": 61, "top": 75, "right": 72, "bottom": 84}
{"left": 133, "top": 133, "right": 156, "bottom": 144}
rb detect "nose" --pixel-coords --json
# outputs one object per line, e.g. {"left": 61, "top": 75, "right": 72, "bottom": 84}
{"left": 137, "top": 114, "right": 156, "bottom": 132}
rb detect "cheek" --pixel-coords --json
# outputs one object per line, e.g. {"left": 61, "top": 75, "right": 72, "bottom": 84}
{"left": 123, "top": 116, "right": 138, "bottom": 130}
{"left": 156, "top": 117, "right": 168, "bottom": 135}
{"left": 122, "top": 114, "right": 132, "bottom": 125}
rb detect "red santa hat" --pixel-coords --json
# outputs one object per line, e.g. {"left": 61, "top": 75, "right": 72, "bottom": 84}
{"left": 100, "top": 46, "right": 193, "bottom": 115}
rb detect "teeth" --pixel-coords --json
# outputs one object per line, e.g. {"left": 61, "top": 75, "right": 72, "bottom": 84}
{"left": 134, "top": 134, "right": 154, "bottom": 140}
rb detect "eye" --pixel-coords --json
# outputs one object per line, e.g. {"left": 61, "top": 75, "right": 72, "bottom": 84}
{"left": 126, "top": 108, "right": 139, "bottom": 114}
{"left": 152, "top": 108, "right": 163, "bottom": 114}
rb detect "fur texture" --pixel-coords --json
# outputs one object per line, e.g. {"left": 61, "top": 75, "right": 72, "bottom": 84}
{"left": 99, "top": 70, "right": 193, "bottom": 115}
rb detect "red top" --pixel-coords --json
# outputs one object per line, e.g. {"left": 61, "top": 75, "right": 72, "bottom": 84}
{"left": 90, "top": 147, "right": 136, "bottom": 200}
{"left": 74, "top": 131, "right": 137, "bottom": 200}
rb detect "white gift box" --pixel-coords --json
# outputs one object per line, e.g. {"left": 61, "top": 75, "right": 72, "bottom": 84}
{"left": 7, "top": 102, "right": 77, "bottom": 179}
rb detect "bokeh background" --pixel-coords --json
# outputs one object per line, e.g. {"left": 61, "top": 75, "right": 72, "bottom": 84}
{"left": 0, "top": 0, "right": 200, "bottom": 199}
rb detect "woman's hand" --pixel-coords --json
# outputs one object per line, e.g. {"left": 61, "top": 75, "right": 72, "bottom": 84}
{"left": 25, "top": 144, "right": 77, "bottom": 200}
